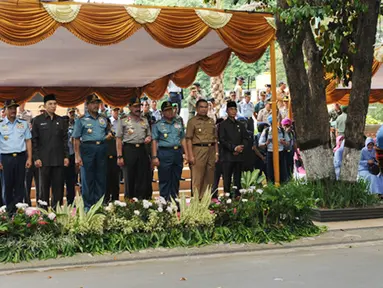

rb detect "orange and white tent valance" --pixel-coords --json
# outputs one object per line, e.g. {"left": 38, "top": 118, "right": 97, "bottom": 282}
{"left": 0, "top": 0, "right": 275, "bottom": 107}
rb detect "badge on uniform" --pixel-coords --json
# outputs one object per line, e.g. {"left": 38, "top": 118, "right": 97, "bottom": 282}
{"left": 2, "top": 125, "right": 7, "bottom": 131}
{"left": 174, "top": 123, "right": 180, "bottom": 129}
{"left": 164, "top": 133, "right": 168, "bottom": 138}
{"left": 4, "top": 135, "right": 8, "bottom": 140}
{"left": 128, "top": 128, "right": 134, "bottom": 135}
{"left": 140, "top": 121, "right": 146, "bottom": 126}
{"left": 99, "top": 118, "right": 106, "bottom": 126}
{"left": 87, "top": 128, "right": 93, "bottom": 134}
{"left": 198, "top": 128, "right": 202, "bottom": 132}
{"left": 16, "top": 123, "right": 24, "bottom": 129}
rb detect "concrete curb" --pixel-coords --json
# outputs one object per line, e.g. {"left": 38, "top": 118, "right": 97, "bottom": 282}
{"left": 2, "top": 226, "right": 383, "bottom": 275}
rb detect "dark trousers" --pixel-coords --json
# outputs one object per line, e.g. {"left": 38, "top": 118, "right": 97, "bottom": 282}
{"left": 40, "top": 166, "right": 64, "bottom": 208}
{"left": 158, "top": 148, "right": 183, "bottom": 201}
{"left": 0, "top": 172, "right": 3, "bottom": 207}
{"left": 266, "top": 151, "right": 288, "bottom": 184}
{"left": 247, "top": 117, "right": 254, "bottom": 135}
{"left": 2, "top": 152, "right": 27, "bottom": 214}
{"left": 105, "top": 155, "right": 121, "bottom": 203}
{"left": 25, "top": 163, "right": 40, "bottom": 206}
{"left": 212, "top": 161, "right": 223, "bottom": 198}
{"left": 284, "top": 150, "right": 294, "bottom": 179}
{"left": 65, "top": 154, "right": 76, "bottom": 205}
{"left": 254, "top": 155, "right": 267, "bottom": 177}
{"left": 222, "top": 161, "right": 242, "bottom": 196}
{"left": 169, "top": 92, "right": 182, "bottom": 115}
{"left": 80, "top": 143, "right": 107, "bottom": 209}
{"left": 123, "top": 144, "right": 152, "bottom": 199}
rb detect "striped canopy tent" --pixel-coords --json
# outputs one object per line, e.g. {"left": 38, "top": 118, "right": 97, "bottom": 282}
{"left": 326, "top": 47, "right": 383, "bottom": 105}
{"left": 0, "top": 0, "right": 275, "bottom": 107}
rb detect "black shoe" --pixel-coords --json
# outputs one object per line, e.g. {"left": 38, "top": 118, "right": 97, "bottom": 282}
{"left": 180, "top": 177, "right": 186, "bottom": 181}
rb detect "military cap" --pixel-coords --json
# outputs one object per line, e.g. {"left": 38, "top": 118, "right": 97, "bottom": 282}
{"left": 193, "top": 82, "right": 201, "bottom": 87}
{"left": 44, "top": 94, "right": 56, "bottom": 103}
{"left": 86, "top": 94, "right": 102, "bottom": 104}
{"left": 236, "top": 76, "right": 245, "bottom": 82}
{"left": 162, "top": 101, "right": 173, "bottom": 111}
{"left": 265, "top": 84, "right": 271, "bottom": 88}
{"left": 226, "top": 101, "right": 237, "bottom": 109}
{"left": 67, "top": 107, "right": 76, "bottom": 113}
{"left": 128, "top": 96, "right": 142, "bottom": 106}
{"left": 4, "top": 99, "right": 19, "bottom": 109}
{"left": 244, "top": 90, "right": 251, "bottom": 96}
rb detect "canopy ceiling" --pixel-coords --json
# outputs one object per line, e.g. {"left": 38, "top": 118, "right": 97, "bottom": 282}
{"left": 0, "top": 0, "right": 275, "bottom": 107}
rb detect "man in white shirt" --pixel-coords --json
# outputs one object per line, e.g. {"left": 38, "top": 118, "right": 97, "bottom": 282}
{"left": 167, "top": 80, "right": 183, "bottom": 115}
{"left": 234, "top": 76, "right": 245, "bottom": 103}
{"left": 150, "top": 100, "right": 161, "bottom": 122}
{"left": 239, "top": 91, "right": 255, "bottom": 134}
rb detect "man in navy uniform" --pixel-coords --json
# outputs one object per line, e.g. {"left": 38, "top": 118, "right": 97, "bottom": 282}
{"left": 0, "top": 99, "right": 32, "bottom": 214}
{"left": 32, "top": 94, "right": 69, "bottom": 208}
{"left": 151, "top": 101, "right": 188, "bottom": 201}
{"left": 73, "top": 94, "right": 109, "bottom": 209}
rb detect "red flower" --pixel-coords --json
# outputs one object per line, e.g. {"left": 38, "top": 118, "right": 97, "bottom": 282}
{"left": 233, "top": 208, "right": 237, "bottom": 214}
{"left": 38, "top": 221, "right": 48, "bottom": 225}
{"left": 27, "top": 223, "right": 32, "bottom": 228}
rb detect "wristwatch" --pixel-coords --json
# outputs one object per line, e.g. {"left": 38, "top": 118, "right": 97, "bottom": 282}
{"left": 117, "top": 155, "right": 123, "bottom": 159}
{"left": 152, "top": 156, "right": 158, "bottom": 159}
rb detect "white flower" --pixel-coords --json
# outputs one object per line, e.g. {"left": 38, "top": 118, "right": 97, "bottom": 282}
{"left": 48, "top": 212, "right": 56, "bottom": 220}
{"left": 166, "top": 206, "right": 173, "bottom": 213}
{"left": 133, "top": 210, "right": 140, "bottom": 216}
{"left": 37, "top": 200, "right": 48, "bottom": 206}
{"left": 224, "top": 193, "right": 230, "bottom": 197}
{"left": 239, "top": 189, "right": 247, "bottom": 194}
{"left": 241, "top": 199, "right": 248, "bottom": 203}
{"left": 226, "top": 199, "right": 232, "bottom": 204}
{"left": 157, "top": 207, "right": 163, "bottom": 213}
{"left": 249, "top": 186, "right": 256, "bottom": 190}
{"left": 158, "top": 197, "right": 167, "bottom": 205}
{"left": 15, "top": 203, "right": 28, "bottom": 209}
{"left": 232, "top": 186, "right": 238, "bottom": 190}
{"left": 132, "top": 197, "right": 138, "bottom": 202}
{"left": 256, "top": 189, "right": 263, "bottom": 194}
{"left": 104, "top": 205, "right": 112, "bottom": 212}
{"left": 172, "top": 204, "right": 178, "bottom": 212}
{"left": 174, "top": 198, "right": 180, "bottom": 203}
{"left": 114, "top": 200, "right": 126, "bottom": 207}
{"left": 25, "top": 207, "right": 39, "bottom": 216}
{"left": 143, "top": 200, "right": 151, "bottom": 209}
{"left": 0, "top": 205, "right": 6, "bottom": 213}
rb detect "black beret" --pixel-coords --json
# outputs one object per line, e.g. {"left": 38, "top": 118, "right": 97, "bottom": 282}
{"left": 227, "top": 101, "right": 237, "bottom": 109}
{"left": 44, "top": 94, "right": 56, "bottom": 103}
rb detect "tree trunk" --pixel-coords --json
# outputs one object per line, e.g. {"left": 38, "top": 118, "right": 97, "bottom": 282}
{"left": 276, "top": 0, "right": 335, "bottom": 180}
{"left": 340, "top": 0, "right": 379, "bottom": 181}
{"left": 210, "top": 74, "right": 224, "bottom": 109}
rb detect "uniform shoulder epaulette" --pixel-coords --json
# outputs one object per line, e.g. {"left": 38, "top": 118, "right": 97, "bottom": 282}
{"left": 0, "top": 119, "right": 3, "bottom": 123}
{"left": 18, "top": 118, "right": 26, "bottom": 121}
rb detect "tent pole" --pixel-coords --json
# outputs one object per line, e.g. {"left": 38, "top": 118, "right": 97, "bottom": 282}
{"left": 270, "top": 40, "right": 280, "bottom": 186}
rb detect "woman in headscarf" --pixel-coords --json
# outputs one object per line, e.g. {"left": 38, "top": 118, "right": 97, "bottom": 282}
{"left": 334, "top": 139, "right": 345, "bottom": 180}
{"left": 358, "top": 137, "right": 383, "bottom": 194}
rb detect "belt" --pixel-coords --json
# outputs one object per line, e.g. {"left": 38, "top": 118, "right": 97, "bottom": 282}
{"left": 82, "top": 141, "right": 104, "bottom": 145}
{"left": 159, "top": 146, "right": 181, "bottom": 150}
{"left": 193, "top": 143, "right": 215, "bottom": 147}
{"left": 1, "top": 151, "right": 26, "bottom": 157}
{"left": 124, "top": 143, "right": 145, "bottom": 148}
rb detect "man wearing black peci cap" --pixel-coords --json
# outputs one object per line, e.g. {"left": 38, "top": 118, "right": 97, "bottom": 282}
{"left": 0, "top": 99, "right": 32, "bottom": 214}
{"left": 116, "top": 96, "right": 152, "bottom": 200}
{"left": 219, "top": 101, "right": 248, "bottom": 197}
{"left": 32, "top": 94, "right": 69, "bottom": 209}
{"left": 73, "top": 94, "right": 109, "bottom": 209}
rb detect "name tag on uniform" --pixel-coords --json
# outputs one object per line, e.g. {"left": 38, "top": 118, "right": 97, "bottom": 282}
{"left": 40, "top": 122, "right": 47, "bottom": 126}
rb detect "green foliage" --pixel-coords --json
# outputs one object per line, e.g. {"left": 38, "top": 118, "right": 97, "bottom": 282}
{"left": 368, "top": 104, "right": 383, "bottom": 123}
{"left": 241, "top": 169, "right": 266, "bottom": 189}
{"left": 307, "top": 179, "right": 381, "bottom": 209}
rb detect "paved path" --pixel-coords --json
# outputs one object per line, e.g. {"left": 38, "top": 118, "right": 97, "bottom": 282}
{"left": 2, "top": 242, "right": 382, "bottom": 288}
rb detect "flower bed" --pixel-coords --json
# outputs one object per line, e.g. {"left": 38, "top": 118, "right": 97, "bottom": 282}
{"left": 0, "top": 185, "right": 322, "bottom": 263}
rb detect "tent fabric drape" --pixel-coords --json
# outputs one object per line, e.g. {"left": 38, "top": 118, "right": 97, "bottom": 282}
{"left": 0, "top": 0, "right": 274, "bottom": 106}
{"left": 326, "top": 60, "right": 383, "bottom": 105}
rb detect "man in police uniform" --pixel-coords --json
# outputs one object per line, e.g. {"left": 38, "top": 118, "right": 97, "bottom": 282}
{"left": 116, "top": 97, "right": 152, "bottom": 200}
{"left": 186, "top": 99, "right": 218, "bottom": 197}
{"left": 64, "top": 108, "right": 77, "bottom": 205}
{"left": 105, "top": 107, "right": 121, "bottom": 203}
{"left": 73, "top": 94, "right": 109, "bottom": 209}
{"left": 0, "top": 100, "right": 32, "bottom": 214}
{"left": 239, "top": 90, "right": 255, "bottom": 134}
{"left": 152, "top": 101, "right": 188, "bottom": 201}
{"left": 32, "top": 94, "right": 69, "bottom": 208}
